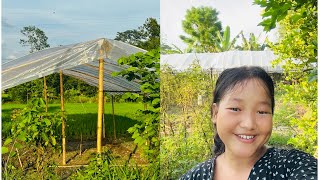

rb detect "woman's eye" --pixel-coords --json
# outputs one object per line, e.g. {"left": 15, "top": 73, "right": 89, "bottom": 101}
{"left": 229, "top": 108, "right": 240, "bottom": 112}
{"left": 257, "top": 111, "right": 270, "bottom": 114}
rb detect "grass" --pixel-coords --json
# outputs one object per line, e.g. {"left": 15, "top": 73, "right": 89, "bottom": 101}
{"left": 2, "top": 102, "right": 144, "bottom": 140}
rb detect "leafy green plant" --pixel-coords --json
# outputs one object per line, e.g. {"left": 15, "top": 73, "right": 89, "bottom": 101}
{"left": 114, "top": 49, "right": 160, "bottom": 169}
{"left": 72, "top": 152, "right": 157, "bottom": 180}
{"left": 2, "top": 97, "right": 61, "bottom": 174}
{"left": 214, "top": 26, "right": 239, "bottom": 52}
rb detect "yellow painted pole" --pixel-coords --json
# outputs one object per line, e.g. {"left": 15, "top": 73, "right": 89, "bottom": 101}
{"left": 43, "top": 76, "right": 48, "bottom": 113}
{"left": 97, "top": 50, "right": 104, "bottom": 153}
{"left": 60, "top": 71, "right": 66, "bottom": 165}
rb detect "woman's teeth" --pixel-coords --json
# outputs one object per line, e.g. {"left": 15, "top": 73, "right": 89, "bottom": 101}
{"left": 238, "top": 135, "right": 255, "bottom": 139}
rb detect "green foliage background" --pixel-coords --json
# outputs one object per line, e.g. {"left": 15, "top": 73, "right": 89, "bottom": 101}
{"left": 160, "top": 62, "right": 214, "bottom": 179}
{"left": 255, "top": 0, "right": 317, "bottom": 156}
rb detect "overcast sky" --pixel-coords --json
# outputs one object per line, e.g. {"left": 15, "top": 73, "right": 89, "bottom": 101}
{"left": 161, "top": 0, "right": 277, "bottom": 50}
{"left": 2, "top": 0, "right": 159, "bottom": 62}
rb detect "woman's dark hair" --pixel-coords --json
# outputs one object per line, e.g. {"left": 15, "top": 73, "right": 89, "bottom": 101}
{"left": 212, "top": 66, "right": 275, "bottom": 156}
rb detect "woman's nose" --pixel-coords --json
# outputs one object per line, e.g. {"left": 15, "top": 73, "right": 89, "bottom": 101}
{"left": 239, "top": 111, "right": 257, "bottom": 130}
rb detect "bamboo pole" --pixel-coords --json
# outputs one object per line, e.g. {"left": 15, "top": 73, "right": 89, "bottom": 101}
{"left": 112, "top": 95, "right": 116, "bottom": 141}
{"left": 43, "top": 76, "right": 48, "bottom": 113}
{"left": 60, "top": 71, "right": 66, "bottom": 165}
{"left": 96, "top": 50, "right": 104, "bottom": 153}
{"left": 103, "top": 95, "right": 106, "bottom": 139}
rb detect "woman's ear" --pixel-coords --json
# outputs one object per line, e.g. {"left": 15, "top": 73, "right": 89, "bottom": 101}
{"left": 211, "top": 103, "right": 218, "bottom": 124}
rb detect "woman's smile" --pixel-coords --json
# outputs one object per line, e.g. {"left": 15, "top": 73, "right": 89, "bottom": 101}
{"left": 235, "top": 134, "right": 256, "bottom": 143}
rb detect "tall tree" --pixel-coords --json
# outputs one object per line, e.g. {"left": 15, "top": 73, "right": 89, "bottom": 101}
{"left": 115, "top": 17, "right": 160, "bottom": 51}
{"left": 180, "top": 6, "right": 222, "bottom": 53}
{"left": 20, "top": 26, "right": 50, "bottom": 53}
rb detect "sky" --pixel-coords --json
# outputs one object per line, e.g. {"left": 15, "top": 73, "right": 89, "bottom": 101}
{"left": 161, "top": 0, "right": 277, "bottom": 50}
{"left": 2, "top": 0, "right": 160, "bottom": 62}
{"left": 2, "top": 0, "right": 278, "bottom": 62}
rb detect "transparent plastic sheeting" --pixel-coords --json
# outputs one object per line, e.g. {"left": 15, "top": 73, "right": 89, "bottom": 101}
{"left": 160, "top": 51, "right": 282, "bottom": 73}
{"left": 2, "top": 38, "right": 146, "bottom": 93}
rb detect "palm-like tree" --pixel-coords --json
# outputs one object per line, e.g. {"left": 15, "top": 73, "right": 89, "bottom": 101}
{"left": 236, "top": 32, "right": 268, "bottom": 51}
{"left": 213, "top": 26, "right": 240, "bottom": 52}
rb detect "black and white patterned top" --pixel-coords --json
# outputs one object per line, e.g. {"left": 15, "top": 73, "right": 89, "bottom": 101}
{"left": 179, "top": 148, "right": 317, "bottom": 180}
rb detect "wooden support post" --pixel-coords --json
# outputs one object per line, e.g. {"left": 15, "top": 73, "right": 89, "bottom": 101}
{"left": 43, "top": 76, "right": 48, "bottom": 113}
{"left": 97, "top": 50, "right": 104, "bottom": 153}
{"left": 60, "top": 71, "right": 66, "bottom": 165}
{"left": 112, "top": 95, "right": 116, "bottom": 142}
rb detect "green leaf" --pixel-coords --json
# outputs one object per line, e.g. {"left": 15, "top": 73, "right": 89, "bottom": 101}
{"left": 32, "top": 132, "right": 39, "bottom": 139}
{"left": 128, "top": 127, "right": 136, "bottom": 133}
{"left": 41, "top": 133, "right": 49, "bottom": 142}
{"left": 134, "top": 136, "right": 146, "bottom": 146}
{"left": 39, "top": 98, "right": 45, "bottom": 107}
{"left": 291, "top": 13, "right": 302, "bottom": 23}
{"left": 44, "top": 118, "right": 51, "bottom": 126}
{"left": 2, "top": 147, "right": 9, "bottom": 154}
{"left": 17, "top": 133, "right": 27, "bottom": 142}
{"left": 9, "top": 151, "right": 17, "bottom": 157}
{"left": 152, "top": 98, "right": 160, "bottom": 106}
{"left": 132, "top": 131, "right": 140, "bottom": 139}
{"left": 51, "top": 136, "right": 57, "bottom": 146}
{"left": 14, "top": 143, "right": 23, "bottom": 149}
{"left": 4, "top": 138, "right": 12, "bottom": 145}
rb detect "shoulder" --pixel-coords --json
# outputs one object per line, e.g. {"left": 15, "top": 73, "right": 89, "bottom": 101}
{"left": 260, "top": 147, "right": 317, "bottom": 179}
{"left": 179, "top": 158, "right": 215, "bottom": 180}
{"left": 268, "top": 147, "right": 317, "bottom": 164}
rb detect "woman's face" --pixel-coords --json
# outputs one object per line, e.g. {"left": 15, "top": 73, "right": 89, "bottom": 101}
{"left": 212, "top": 78, "right": 273, "bottom": 158}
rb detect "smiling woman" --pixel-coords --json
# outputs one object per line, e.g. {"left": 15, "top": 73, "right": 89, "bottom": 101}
{"left": 179, "top": 66, "right": 317, "bottom": 180}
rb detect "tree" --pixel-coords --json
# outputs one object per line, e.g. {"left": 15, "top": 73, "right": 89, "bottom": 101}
{"left": 115, "top": 17, "right": 160, "bottom": 51}
{"left": 6, "top": 26, "right": 51, "bottom": 103}
{"left": 213, "top": 26, "right": 239, "bottom": 52}
{"left": 236, "top": 32, "right": 268, "bottom": 51}
{"left": 255, "top": 0, "right": 317, "bottom": 156}
{"left": 180, "top": 6, "right": 222, "bottom": 53}
{"left": 20, "top": 26, "right": 50, "bottom": 53}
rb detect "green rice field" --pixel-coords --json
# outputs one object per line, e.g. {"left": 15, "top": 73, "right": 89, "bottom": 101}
{"left": 2, "top": 102, "right": 144, "bottom": 141}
